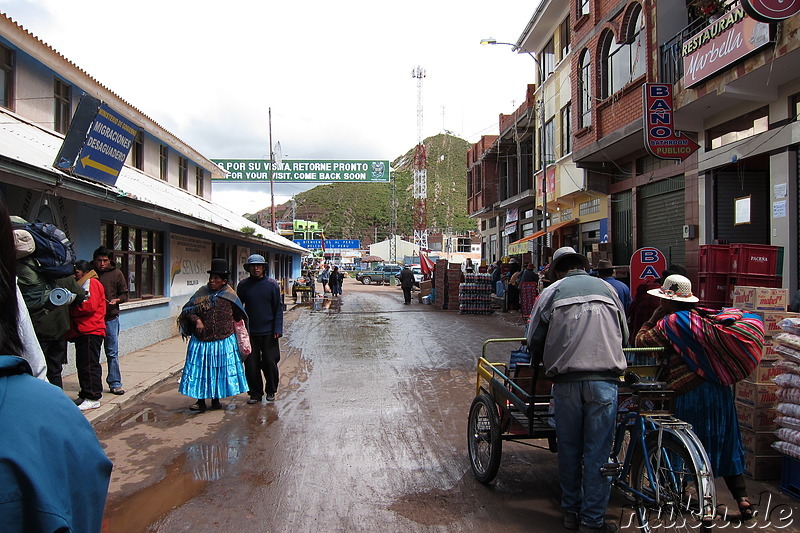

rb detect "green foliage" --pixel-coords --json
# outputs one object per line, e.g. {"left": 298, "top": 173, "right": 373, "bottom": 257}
{"left": 252, "top": 133, "right": 477, "bottom": 243}
{"left": 240, "top": 226, "right": 256, "bottom": 235}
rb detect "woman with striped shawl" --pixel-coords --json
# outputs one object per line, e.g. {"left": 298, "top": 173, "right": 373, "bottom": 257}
{"left": 635, "top": 275, "right": 764, "bottom": 522}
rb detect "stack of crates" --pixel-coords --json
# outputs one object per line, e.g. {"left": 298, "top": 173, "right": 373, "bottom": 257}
{"left": 697, "top": 243, "right": 783, "bottom": 308}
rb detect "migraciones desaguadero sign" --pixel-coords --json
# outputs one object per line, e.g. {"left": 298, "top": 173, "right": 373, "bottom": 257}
{"left": 53, "top": 94, "right": 137, "bottom": 186}
{"left": 211, "top": 159, "right": 390, "bottom": 182}
{"left": 741, "top": 0, "right": 800, "bottom": 22}
{"left": 643, "top": 84, "right": 699, "bottom": 161}
{"left": 681, "top": 2, "right": 771, "bottom": 88}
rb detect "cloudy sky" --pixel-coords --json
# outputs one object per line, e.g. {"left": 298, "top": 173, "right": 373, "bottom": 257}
{"left": 1, "top": 0, "right": 540, "bottom": 215}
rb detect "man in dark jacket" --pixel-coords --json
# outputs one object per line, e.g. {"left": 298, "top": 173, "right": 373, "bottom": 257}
{"left": 398, "top": 266, "right": 415, "bottom": 305}
{"left": 237, "top": 254, "right": 284, "bottom": 403}
{"left": 16, "top": 254, "right": 85, "bottom": 388}
{"left": 92, "top": 246, "right": 129, "bottom": 395}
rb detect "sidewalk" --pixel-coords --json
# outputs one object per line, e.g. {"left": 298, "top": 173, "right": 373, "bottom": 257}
{"left": 62, "top": 335, "right": 188, "bottom": 426}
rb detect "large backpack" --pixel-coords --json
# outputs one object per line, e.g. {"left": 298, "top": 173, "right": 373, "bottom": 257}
{"left": 14, "top": 222, "right": 77, "bottom": 279}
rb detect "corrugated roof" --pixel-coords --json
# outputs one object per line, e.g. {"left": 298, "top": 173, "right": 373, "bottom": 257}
{"left": 0, "top": 107, "right": 307, "bottom": 254}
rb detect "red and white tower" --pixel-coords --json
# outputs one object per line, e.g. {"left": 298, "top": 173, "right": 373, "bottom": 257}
{"left": 411, "top": 66, "right": 428, "bottom": 251}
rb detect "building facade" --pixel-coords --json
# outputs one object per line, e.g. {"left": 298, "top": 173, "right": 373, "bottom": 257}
{"left": 0, "top": 13, "right": 307, "bottom": 371}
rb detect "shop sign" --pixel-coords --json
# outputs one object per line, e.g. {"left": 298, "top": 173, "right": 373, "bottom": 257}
{"left": 742, "top": 0, "right": 800, "bottom": 22}
{"left": 682, "top": 3, "right": 771, "bottom": 87}
{"left": 642, "top": 84, "right": 699, "bottom": 161}
{"left": 502, "top": 222, "right": 517, "bottom": 237}
{"left": 211, "top": 159, "right": 390, "bottom": 182}
{"left": 506, "top": 207, "right": 519, "bottom": 223}
{"left": 629, "top": 247, "right": 666, "bottom": 299}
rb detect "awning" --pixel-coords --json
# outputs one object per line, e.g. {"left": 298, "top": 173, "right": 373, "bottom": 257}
{"left": 508, "top": 218, "right": 580, "bottom": 246}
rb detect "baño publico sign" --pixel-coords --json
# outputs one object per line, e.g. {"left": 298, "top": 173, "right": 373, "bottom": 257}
{"left": 211, "top": 159, "right": 390, "bottom": 182}
{"left": 682, "top": 2, "right": 771, "bottom": 87}
{"left": 643, "top": 84, "right": 699, "bottom": 161}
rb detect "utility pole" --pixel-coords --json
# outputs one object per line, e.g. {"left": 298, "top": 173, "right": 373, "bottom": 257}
{"left": 268, "top": 107, "right": 276, "bottom": 232}
{"left": 412, "top": 66, "right": 428, "bottom": 251}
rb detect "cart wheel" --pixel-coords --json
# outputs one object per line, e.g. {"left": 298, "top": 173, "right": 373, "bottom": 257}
{"left": 467, "top": 394, "right": 502, "bottom": 484}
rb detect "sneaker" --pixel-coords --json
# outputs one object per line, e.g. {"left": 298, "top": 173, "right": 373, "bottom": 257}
{"left": 110, "top": 387, "right": 125, "bottom": 395}
{"left": 247, "top": 397, "right": 261, "bottom": 404}
{"left": 579, "top": 522, "right": 618, "bottom": 533}
{"left": 563, "top": 512, "right": 579, "bottom": 530}
{"left": 78, "top": 399, "right": 101, "bottom": 411}
{"left": 266, "top": 394, "right": 275, "bottom": 401}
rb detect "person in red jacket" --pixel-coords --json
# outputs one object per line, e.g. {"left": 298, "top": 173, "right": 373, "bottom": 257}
{"left": 67, "top": 260, "right": 107, "bottom": 411}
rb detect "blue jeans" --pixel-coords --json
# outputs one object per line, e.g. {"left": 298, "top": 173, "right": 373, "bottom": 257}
{"left": 553, "top": 380, "right": 618, "bottom": 528}
{"left": 103, "top": 317, "right": 122, "bottom": 388}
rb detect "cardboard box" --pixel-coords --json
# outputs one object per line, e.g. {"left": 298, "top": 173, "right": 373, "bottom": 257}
{"left": 732, "top": 286, "right": 789, "bottom": 311}
{"left": 744, "top": 452, "right": 782, "bottom": 480}
{"left": 755, "top": 311, "right": 800, "bottom": 336}
{"left": 762, "top": 340, "right": 780, "bottom": 361}
{"left": 735, "top": 380, "right": 778, "bottom": 407}
{"left": 747, "top": 357, "right": 781, "bottom": 383}
{"left": 419, "top": 280, "right": 432, "bottom": 291}
{"left": 735, "top": 401, "right": 777, "bottom": 430}
{"left": 741, "top": 429, "right": 777, "bottom": 454}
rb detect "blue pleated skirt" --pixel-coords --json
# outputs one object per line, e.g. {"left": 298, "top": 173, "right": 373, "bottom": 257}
{"left": 674, "top": 380, "right": 745, "bottom": 477}
{"left": 178, "top": 334, "right": 248, "bottom": 399}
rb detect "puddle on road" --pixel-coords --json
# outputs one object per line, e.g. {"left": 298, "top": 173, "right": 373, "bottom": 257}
{"left": 121, "top": 408, "right": 158, "bottom": 426}
{"left": 103, "top": 432, "right": 252, "bottom": 531}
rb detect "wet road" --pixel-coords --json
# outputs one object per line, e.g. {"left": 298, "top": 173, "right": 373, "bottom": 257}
{"left": 96, "top": 279, "right": 799, "bottom": 532}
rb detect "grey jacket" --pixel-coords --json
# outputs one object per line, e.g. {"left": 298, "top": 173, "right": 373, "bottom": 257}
{"left": 525, "top": 270, "right": 628, "bottom": 381}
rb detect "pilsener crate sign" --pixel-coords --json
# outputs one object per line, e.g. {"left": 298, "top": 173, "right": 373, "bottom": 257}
{"left": 211, "top": 159, "right": 390, "bottom": 182}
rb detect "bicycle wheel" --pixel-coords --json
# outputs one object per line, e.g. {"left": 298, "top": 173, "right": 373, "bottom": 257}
{"left": 631, "top": 432, "right": 710, "bottom": 531}
{"left": 467, "top": 394, "right": 502, "bottom": 484}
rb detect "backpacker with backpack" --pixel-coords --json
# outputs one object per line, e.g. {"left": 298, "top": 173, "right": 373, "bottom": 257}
{"left": 12, "top": 220, "right": 77, "bottom": 279}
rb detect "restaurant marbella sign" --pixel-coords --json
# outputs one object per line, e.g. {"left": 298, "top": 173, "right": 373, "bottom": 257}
{"left": 643, "top": 83, "right": 699, "bottom": 161}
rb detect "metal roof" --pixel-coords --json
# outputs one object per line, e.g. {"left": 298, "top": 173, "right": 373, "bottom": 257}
{"left": 0, "top": 107, "right": 307, "bottom": 254}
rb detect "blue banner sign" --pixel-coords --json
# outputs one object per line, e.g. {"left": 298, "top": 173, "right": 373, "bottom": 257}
{"left": 295, "top": 239, "right": 360, "bottom": 250}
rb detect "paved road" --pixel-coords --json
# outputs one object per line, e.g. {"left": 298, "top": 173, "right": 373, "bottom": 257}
{"left": 96, "top": 279, "right": 799, "bottom": 532}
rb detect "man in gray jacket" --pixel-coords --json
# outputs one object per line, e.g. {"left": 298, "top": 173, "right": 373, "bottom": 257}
{"left": 525, "top": 247, "right": 628, "bottom": 533}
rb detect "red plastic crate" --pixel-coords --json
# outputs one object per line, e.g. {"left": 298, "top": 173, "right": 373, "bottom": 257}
{"left": 698, "top": 274, "right": 730, "bottom": 304}
{"left": 730, "top": 244, "right": 782, "bottom": 276}
{"left": 727, "top": 274, "right": 783, "bottom": 302}
{"left": 699, "top": 244, "right": 731, "bottom": 274}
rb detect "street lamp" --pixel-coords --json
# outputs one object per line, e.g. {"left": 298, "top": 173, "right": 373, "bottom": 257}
{"left": 481, "top": 38, "right": 549, "bottom": 266}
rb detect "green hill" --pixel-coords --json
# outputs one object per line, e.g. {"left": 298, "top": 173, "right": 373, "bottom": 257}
{"left": 247, "top": 133, "right": 475, "bottom": 245}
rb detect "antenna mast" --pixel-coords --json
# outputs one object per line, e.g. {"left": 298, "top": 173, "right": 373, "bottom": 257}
{"left": 411, "top": 66, "right": 428, "bottom": 251}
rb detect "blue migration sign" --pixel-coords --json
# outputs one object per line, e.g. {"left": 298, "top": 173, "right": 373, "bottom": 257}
{"left": 54, "top": 94, "right": 137, "bottom": 186}
{"left": 295, "top": 239, "right": 360, "bottom": 250}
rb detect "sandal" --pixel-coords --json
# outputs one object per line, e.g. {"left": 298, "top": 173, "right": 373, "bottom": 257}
{"left": 737, "top": 497, "right": 754, "bottom": 521}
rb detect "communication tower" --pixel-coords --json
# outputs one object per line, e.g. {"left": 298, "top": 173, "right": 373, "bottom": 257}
{"left": 411, "top": 66, "right": 428, "bottom": 251}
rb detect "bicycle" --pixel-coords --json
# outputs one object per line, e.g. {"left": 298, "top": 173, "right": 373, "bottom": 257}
{"left": 467, "top": 341, "right": 717, "bottom": 532}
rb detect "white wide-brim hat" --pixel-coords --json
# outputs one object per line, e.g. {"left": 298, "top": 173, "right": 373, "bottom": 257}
{"left": 647, "top": 274, "right": 699, "bottom": 303}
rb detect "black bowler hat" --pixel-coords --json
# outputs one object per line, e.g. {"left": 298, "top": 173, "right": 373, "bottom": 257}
{"left": 207, "top": 258, "right": 230, "bottom": 276}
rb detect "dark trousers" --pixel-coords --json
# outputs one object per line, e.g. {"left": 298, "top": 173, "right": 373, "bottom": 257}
{"left": 75, "top": 335, "right": 103, "bottom": 400}
{"left": 39, "top": 338, "right": 67, "bottom": 388}
{"left": 402, "top": 286, "right": 412, "bottom": 304}
{"left": 246, "top": 335, "right": 281, "bottom": 398}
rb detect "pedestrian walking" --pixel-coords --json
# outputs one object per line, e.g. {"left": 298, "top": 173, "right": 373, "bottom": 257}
{"left": 329, "top": 265, "right": 344, "bottom": 296}
{"left": 92, "top": 246, "right": 128, "bottom": 396}
{"left": 398, "top": 265, "right": 415, "bottom": 305}
{"left": 526, "top": 246, "right": 628, "bottom": 533}
{"left": 635, "top": 274, "right": 762, "bottom": 522}
{"left": 318, "top": 264, "right": 331, "bottom": 294}
{"left": 67, "top": 260, "right": 107, "bottom": 411}
{"left": 237, "top": 254, "right": 284, "bottom": 403}
{"left": 177, "top": 258, "right": 249, "bottom": 411}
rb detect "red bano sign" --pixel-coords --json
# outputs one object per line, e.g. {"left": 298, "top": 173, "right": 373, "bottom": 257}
{"left": 742, "top": 0, "right": 800, "bottom": 22}
{"left": 642, "top": 84, "right": 699, "bottom": 161}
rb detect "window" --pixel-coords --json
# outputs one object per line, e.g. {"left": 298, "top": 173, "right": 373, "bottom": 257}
{"left": 99, "top": 221, "right": 164, "bottom": 299}
{"left": 580, "top": 0, "right": 590, "bottom": 16}
{"left": 521, "top": 222, "right": 535, "bottom": 237}
{"left": 602, "top": 5, "right": 645, "bottom": 98}
{"left": 196, "top": 167, "right": 205, "bottom": 196}
{"left": 708, "top": 107, "right": 769, "bottom": 150}
{"left": 457, "top": 238, "right": 472, "bottom": 253}
{"left": 159, "top": 145, "right": 168, "bottom": 180}
{"left": 579, "top": 50, "right": 592, "bottom": 128}
{"left": 791, "top": 92, "right": 800, "bottom": 121}
{"left": 1, "top": 44, "right": 12, "bottom": 109}
{"left": 579, "top": 198, "right": 600, "bottom": 216}
{"left": 559, "top": 16, "right": 571, "bottom": 62}
{"left": 131, "top": 131, "right": 144, "bottom": 170}
{"left": 178, "top": 157, "right": 188, "bottom": 190}
{"left": 561, "top": 103, "right": 572, "bottom": 156}
{"left": 54, "top": 79, "right": 71, "bottom": 134}
{"left": 544, "top": 119, "right": 555, "bottom": 166}
{"left": 541, "top": 37, "right": 555, "bottom": 80}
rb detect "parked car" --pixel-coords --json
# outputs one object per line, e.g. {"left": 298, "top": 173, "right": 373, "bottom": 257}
{"left": 355, "top": 264, "right": 403, "bottom": 285}
{"left": 395, "top": 265, "right": 423, "bottom": 287}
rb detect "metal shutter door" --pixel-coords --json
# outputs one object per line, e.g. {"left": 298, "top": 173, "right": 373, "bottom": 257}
{"left": 641, "top": 177, "right": 685, "bottom": 266}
